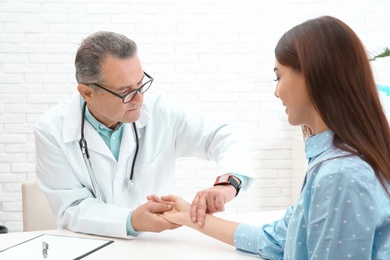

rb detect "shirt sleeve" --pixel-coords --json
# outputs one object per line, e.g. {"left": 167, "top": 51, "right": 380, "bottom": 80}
{"left": 231, "top": 173, "right": 248, "bottom": 189}
{"left": 157, "top": 93, "right": 255, "bottom": 187}
{"left": 126, "top": 210, "right": 139, "bottom": 237}
{"left": 233, "top": 206, "right": 294, "bottom": 259}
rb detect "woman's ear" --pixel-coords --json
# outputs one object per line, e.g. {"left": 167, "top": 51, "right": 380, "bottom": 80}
{"left": 78, "top": 84, "right": 93, "bottom": 103}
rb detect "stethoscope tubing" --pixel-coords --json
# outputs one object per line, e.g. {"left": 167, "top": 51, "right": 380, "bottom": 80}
{"left": 128, "top": 122, "right": 139, "bottom": 191}
{"left": 79, "top": 102, "right": 139, "bottom": 200}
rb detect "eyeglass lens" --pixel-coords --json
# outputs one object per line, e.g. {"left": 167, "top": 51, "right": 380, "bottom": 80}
{"left": 123, "top": 79, "right": 152, "bottom": 103}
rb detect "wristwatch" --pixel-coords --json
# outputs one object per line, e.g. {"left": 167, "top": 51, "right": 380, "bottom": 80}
{"left": 214, "top": 174, "right": 241, "bottom": 196}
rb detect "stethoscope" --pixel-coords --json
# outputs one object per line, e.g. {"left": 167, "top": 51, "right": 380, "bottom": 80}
{"left": 78, "top": 102, "right": 139, "bottom": 200}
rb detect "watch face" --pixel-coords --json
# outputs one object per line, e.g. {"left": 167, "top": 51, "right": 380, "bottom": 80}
{"left": 218, "top": 175, "right": 230, "bottom": 183}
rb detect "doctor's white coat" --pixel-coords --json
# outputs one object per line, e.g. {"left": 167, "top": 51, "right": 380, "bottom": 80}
{"left": 34, "top": 92, "right": 254, "bottom": 238}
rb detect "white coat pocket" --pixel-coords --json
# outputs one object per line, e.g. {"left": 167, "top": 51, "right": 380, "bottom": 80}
{"left": 134, "top": 153, "right": 169, "bottom": 200}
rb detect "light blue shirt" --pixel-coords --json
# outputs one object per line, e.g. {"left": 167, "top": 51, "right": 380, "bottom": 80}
{"left": 84, "top": 105, "right": 124, "bottom": 161}
{"left": 234, "top": 130, "right": 390, "bottom": 259}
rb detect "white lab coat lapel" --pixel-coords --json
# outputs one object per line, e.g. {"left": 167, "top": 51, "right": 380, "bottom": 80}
{"left": 117, "top": 104, "right": 149, "bottom": 167}
{"left": 63, "top": 93, "right": 115, "bottom": 161}
{"left": 63, "top": 93, "right": 83, "bottom": 144}
{"left": 84, "top": 122, "right": 114, "bottom": 160}
{"left": 117, "top": 123, "right": 138, "bottom": 168}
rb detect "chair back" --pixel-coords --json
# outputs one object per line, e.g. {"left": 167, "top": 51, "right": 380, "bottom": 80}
{"left": 21, "top": 180, "right": 57, "bottom": 231}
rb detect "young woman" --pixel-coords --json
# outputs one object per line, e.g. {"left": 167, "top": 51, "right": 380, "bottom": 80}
{"left": 149, "top": 16, "right": 390, "bottom": 259}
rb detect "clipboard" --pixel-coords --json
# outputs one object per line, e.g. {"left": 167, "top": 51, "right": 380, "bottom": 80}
{"left": 0, "top": 234, "right": 114, "bottom": 260}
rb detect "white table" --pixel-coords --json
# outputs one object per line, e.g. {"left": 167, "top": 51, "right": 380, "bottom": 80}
{"left": 0, "top": 210, "right": 284, "bottom": 259}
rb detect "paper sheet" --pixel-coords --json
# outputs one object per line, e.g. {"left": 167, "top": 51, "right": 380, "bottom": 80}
{"left": 0, "top": 234, "right": 113, "bottom": 260}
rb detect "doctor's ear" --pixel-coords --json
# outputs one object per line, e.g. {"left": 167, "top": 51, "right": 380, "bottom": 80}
{"left": 78, "top": 84, "right": 94, "bottom": 102}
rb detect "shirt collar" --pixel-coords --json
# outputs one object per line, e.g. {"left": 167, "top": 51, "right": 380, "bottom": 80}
{"left": 79, "top": 96, "right": 124, "bottom": 134}
{"left": 305, "top": 130, "right": 334, "bottom": 160}
{"left": 85, "top": 105, "right": 123, "bottom": 133}
{"left": 79, "top": 95, "right": 149, "bottom": 131}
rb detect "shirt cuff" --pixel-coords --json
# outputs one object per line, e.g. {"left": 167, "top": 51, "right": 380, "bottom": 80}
{"left": 126, "top": 210, "right": 139, "bottom": 237}
{"left": 234, "top": 223, "right": 263, "bottom": 253}
{"left": 231, "top": 173, "right": 248, "bottom": 188}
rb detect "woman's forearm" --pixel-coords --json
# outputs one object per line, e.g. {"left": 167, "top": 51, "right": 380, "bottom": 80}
{"left": 187, "top": 214, "right": 239, "bottom": 246}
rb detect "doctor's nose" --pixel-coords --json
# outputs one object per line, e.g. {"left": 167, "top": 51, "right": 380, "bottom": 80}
{"left": 131, "top": 90, "right": 144, "bottom": 103}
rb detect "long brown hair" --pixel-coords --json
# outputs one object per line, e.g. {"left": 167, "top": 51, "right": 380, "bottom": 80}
{"left": 275, "top": 16, "right": 390, "bottom": 195}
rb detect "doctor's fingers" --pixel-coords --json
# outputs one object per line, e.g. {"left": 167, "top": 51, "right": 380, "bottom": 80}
{"left": 155, "top": 217, "right": 182, "bottom": 231}
{"left": 146, "top": 194, "right": 164, "bottom": 203}
{"left": 194, "top": 190, "right": 226, "bottom": 213}
{"left": 211, "top": 193, "right": 226, "bottom": 213}
{"left": 190, "top": 193, "right": 208, "bottom": 226}
{"left": 137, "top": 213, "right": 181, "bottom": 233}
{"left": 148, "top": 200, "right": 173, "bottom": 213}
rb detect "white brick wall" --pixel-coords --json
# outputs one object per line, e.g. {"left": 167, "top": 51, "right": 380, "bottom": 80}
{"left": 1, "top": 0, "right": 389, "bottom": 232}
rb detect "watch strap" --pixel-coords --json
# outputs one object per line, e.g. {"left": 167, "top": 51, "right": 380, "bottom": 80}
{"left": 214, "top": 174, "right": 241, "bottom": 196}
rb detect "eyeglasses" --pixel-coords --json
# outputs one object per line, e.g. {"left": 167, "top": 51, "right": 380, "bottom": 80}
{"left": 90, "top": 72, "right": 153, "bottom": 104}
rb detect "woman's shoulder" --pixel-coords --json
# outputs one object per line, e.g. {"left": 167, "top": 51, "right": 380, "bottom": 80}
{"left": 313, "top": 152, "right": 390, "bottom": 204}
{"left": 315, "top": 151, "right": 374, "bottom": 184}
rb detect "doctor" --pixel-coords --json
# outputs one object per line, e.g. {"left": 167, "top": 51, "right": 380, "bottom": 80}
{"left": 34, "top": 31, "right": 254, "bottom": 239}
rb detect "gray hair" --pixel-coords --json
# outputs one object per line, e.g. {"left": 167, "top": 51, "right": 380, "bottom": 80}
{"left": 75, "top": 31, "right": 138, "bottom": 84}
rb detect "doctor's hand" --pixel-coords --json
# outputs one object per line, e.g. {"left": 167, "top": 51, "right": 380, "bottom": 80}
{"left": 131, "top": 200, "right": 182, "bottom": 233}
{"left": 190, "top": 185, "right": 236, "bottom": 227}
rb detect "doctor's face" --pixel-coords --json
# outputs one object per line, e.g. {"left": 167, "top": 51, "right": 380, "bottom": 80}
{"left": 87, "top": 55, "right": 145, "bottom": 129}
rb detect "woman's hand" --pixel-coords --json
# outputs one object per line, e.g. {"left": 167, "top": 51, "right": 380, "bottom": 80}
{"left": 147, "top": 194, "right": 191, "bottom": 226}
{"left": 147, "top": 194, "right": 238, "bottom": 246}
